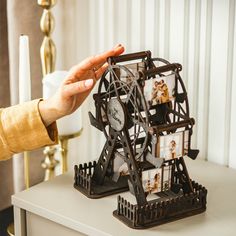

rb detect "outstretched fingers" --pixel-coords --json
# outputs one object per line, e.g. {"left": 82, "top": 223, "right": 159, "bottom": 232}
{"left": 77, "top": 45, "right": 124, "bottom": 72}
{"left": 64, "top": 44, "right": 124, "bottom": 85}
{"left": 62, "top": 79, "right": 94, "bottom": 97}
{"left": 95, "top": 62, "right": 109, "bottom": 80}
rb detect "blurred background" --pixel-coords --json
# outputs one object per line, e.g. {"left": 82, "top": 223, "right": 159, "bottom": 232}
{"left": 52, "top": 0, "right": 236, "bottom": 169}
{"left": 0, "top": 0, "right": 235, "bottom": 235}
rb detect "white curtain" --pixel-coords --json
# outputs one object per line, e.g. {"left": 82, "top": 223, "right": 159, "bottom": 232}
{"left": 52, "top": 0, "right": 236, "bottom": 169}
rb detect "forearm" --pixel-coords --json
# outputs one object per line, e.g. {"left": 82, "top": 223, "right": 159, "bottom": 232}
{"left": 0, "top": 99, "right": 58, "bottom": 160}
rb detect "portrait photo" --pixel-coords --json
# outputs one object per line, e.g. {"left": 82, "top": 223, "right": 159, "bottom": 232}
{"left": 142, "top": 168, "right": 162, "bottom": 194}
{"left": 144, "top": 73, "right": 175, "bottom": 106}
{"left": 156, "top": 130, "right": 189, "bottom": 160}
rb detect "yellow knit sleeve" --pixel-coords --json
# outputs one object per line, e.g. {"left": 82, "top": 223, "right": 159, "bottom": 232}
{"left": 0, "top": 99, "right": 58, "bottom": 161}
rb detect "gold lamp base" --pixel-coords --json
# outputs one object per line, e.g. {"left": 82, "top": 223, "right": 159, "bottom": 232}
{"left": 59, "top": 129, "right": 83, "bottom": 174}
{"left": 41, "top": 146, "right": 59, "bottom": 181}
{"left": 7, "top": 222, "right": 14, "bottom": 236}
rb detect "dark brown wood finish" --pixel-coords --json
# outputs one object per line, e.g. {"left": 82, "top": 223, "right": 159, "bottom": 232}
{"left": 74, "top": 51, "right": 207, "bottom": 229}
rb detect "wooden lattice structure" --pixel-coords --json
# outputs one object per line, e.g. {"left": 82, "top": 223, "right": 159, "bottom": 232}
{"left": 74, "top": 51, "right": 207, "bottom": 229}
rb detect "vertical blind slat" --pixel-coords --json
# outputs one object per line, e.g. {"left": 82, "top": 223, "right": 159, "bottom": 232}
{"left": 208, "top": 0, "right": 230, "bottom": 165}
{"left": 153, "top": 0, "right": 160, "bottom": 56}
{"left": 159, "top": 0, "right": 166, "bottom": 57}
{"left": 197, "top": 0, "right": 208, "bottom": 159}
{"left": 164, "top": 0, "right": 171, "bottom": 59}
{"left": 228, "top": 0, "right": 236, "bottom": 168}
{"left": 192, "top": 0, "right": 201, "bottom": 148}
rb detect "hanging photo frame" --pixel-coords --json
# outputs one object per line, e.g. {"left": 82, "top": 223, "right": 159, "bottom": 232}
{"left": 156, "top": 130, "right": 190, "bottom": 160}
{"left": 144, "top": 73, "right": 176, "bottom": 106}
{"left": 142, "top": 168, "right": 162, "bottom": 195}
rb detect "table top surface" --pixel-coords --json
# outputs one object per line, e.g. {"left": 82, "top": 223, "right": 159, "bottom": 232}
{"left": 12, "top": 159, "right": 236, "bottom": 236}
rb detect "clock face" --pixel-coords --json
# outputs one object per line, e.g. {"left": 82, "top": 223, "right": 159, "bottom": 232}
{"left": 107, "top": 98, "right": 125, "bottom": 132}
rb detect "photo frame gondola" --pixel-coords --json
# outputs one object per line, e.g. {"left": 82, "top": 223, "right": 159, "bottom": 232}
{"left": 144, "top": 73, "right": 176, "bottom": 106}
{"left": 156, "top": 130, "right": 189, "bottom": 160}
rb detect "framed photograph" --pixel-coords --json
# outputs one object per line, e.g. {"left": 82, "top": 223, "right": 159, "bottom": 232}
{"left": 142, "top": 168, "right": 162, "bottom": 194}
{"left": 163, "top": 165, "right": 172, "bottom": 191}
{"left": 126, "top": 61, "right": 146, "bottom": 76}
{"left": 120, "top": 62, "right": 146, "bottom": 85}
{"left": 144, "top": 73, "right": 175, "bottom": 106}
{"left": 156, "top": 130, "right": 189, "bottom": 160}
{"left": 112, "top": 152, "right": 129, "bottom": 182}
{"left": 158, "top": 132, "right": 183, "bottom": 160}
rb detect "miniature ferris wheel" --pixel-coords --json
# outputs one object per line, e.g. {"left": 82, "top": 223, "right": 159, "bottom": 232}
{"left": 74, "top": 51, "right": 207, "bottom": 229}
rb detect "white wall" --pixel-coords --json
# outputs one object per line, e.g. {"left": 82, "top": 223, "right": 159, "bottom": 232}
{"left": 52, "top": 0, "right": 236, "bottom": 169}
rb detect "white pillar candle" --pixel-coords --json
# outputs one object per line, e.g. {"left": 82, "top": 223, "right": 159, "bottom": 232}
{"left": 19, "top": 35, "right": 31, "bottom": 189}
{"left": 43, "top": 71, "right": 82, "bottom": 136}
{"left": 19, "top": 35, "right": 31, "bottom": 103}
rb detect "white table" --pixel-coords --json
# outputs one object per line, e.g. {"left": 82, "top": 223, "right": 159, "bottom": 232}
{"left": 12, "top": 159, "right": 236, "bottom": 236}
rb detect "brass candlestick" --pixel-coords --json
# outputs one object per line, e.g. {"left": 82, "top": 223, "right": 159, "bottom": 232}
{"left": 24, "top": 151, "right": 30, "bottom": 188}
{"left": 42, "top": 146, "right": 59, "bottom": 180}
{"left": 38, "top": 0, "right": 56, "bottom": 76}
{"left": 59, "top": 129, "right": 83, "bottom": 174}
{"left": 7, "top": 223, "right": 14, "bottom": 236}
{"left": 38, "top": 0, "right": 58, "bottom": 180}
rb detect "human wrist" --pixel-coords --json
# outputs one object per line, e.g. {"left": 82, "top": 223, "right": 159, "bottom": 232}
{"left": 38, "top": 98, "right": 61, "bottom": 127}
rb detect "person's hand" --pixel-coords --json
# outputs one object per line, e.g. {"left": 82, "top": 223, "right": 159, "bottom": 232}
{"left": 39, "top": 44, "right": 125, "bottom": 127}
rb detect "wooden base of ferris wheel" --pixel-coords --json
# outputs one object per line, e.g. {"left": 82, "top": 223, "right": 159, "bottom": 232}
{"left": 113, "top": 181, "right": 207, "bottom": 229}
{"left": 74, "top": 161, "right": 207, "bottom": 229}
